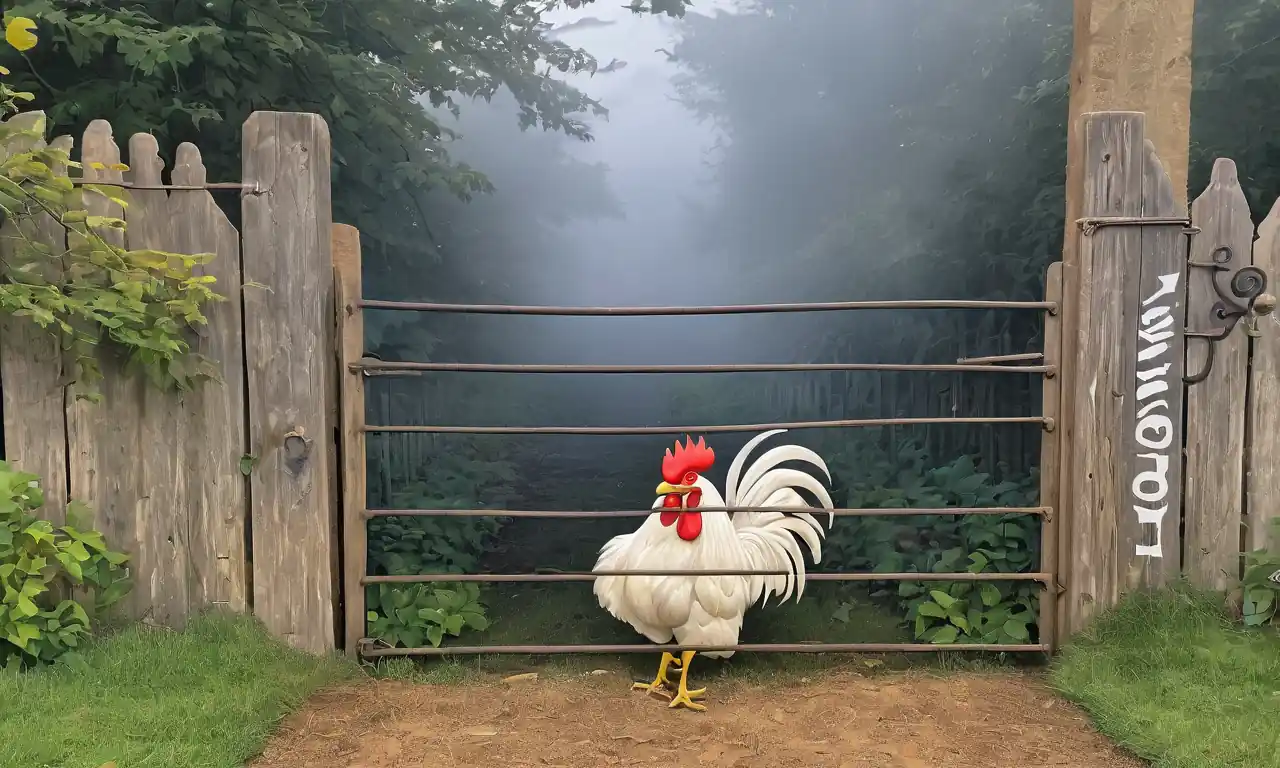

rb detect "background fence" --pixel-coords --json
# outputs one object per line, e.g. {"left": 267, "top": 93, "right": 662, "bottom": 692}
{"left": 0, "top": 110, "right": 340, "bottom": 655}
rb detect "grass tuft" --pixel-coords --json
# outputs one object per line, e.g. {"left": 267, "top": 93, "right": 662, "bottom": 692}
{"left": 0, "top": 613, "right": 354, "bottom": 768}
{"left": 1051, "top": 587, "right": 1280, "bottom": 768}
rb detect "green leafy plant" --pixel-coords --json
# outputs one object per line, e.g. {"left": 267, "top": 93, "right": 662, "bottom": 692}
{"left": 0, "top": 14, "right": 221, "bottom": 399}
{"left": 1242, "top": 519, "right": 1280, "bottom": 627}
{"left": 824, "top": 442, "right": 1041, "bottom": 645}
{"left": 365, "top": 582, "right": 489, "bottom": 649}
{"left": 0, "top": 461, "right": 132, "bottom": 668}
{"left": 365, "top": 448, "right": 518, "bottom": 648}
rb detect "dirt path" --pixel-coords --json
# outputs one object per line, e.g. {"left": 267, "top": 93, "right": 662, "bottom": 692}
{"left": 252, "top": 671, "right": 1141, "bottom": 768}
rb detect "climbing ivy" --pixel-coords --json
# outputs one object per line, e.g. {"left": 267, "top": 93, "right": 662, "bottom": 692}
{"left": 0, "top": 14, "right": 220, "bottom": 399}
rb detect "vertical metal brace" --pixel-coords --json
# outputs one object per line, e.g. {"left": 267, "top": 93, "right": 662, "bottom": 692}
{"left": 1183, "top": 245, "right": 1275, "bottom": 384}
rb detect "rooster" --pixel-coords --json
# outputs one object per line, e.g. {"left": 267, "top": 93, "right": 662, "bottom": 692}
{"left": 592, "top": 429, "right": 834, "bottom": 711}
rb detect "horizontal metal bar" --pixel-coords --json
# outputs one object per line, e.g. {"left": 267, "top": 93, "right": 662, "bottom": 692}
{"left": 358, "top": 298, "right": 1057, "bottom": 316}
{"left": 70, "top": 178, "right": 260, "bottom": 192}
{"left": 955, "top": 352, "right": 1044, "bottom": 365}
{"left": 365, "top": 506, "right": 1049, "bottom": 519}
{"left": 1076, "top": 215, "right": 1194, "bottom": 235}
{"left": 354, "top": 359, "right": 1052, "bottom": 375}
{"left": 360, "top": 641, "right": 1050, "bottom": 657}
{"left": 362, "top": 571, "right": 1052, "bottom": 584}
{"left": 363, "top": 416, "right": 1051, "bottom": 436}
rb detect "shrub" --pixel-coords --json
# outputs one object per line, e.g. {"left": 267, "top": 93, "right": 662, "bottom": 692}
{"left": 1242, "top": 518, "right": 1280, "bottom": 627}
{"left": 0, "top": 462, "right": 131, "bottom": 668}
{"left": 365, "top": 449, "right": 516, "bottom": 649}
{"left": 824, "top": 441, "right": 1042, "bottom": 644}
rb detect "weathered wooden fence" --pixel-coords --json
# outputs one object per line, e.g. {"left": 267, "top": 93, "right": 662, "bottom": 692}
{"left": 0, "top": 110, "right": 340, "bottom": 655}
{"left": 1053, "top": 111, "right": 1280, "bottom": 640}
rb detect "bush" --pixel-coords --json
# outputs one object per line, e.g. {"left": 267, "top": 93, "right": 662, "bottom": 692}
{"left": 365, "top": 450, "right": 516, "bottom": 649}
{"left": 0, "top": 462, "right": 131, "bottom": 668}
{"left": 824, "top": 441, "right": 1041, "bottom": 644}
{"left": 1242, "top": 518, "right": 1280, "bottom": 626}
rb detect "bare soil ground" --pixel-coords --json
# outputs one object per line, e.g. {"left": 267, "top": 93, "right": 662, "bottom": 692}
{"left": 252, "top": 671, "right": 1142, "bottom": 768}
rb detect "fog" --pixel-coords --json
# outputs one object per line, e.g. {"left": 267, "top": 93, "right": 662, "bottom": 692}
{"left": 359, "top": 0, "right": 1070, "bottom": 587}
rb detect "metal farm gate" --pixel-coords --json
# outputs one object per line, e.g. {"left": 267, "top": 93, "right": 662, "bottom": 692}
{"left": 332, "top": 224, "right": 1066, "bottom": 659}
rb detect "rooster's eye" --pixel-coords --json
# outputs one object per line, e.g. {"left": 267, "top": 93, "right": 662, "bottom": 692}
{"left": 683, "top": 472, "right": 697, "bottom": 485}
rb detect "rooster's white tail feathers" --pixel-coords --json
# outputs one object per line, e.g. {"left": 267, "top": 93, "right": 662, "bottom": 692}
{"left": 724, "top": 430, "right": 835, "bottom": 607}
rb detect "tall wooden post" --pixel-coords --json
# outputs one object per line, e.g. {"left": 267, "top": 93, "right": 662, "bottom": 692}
{"left": 1056, "top": 0, "right": 1196, "bottom": 637}
{"left": 241, "top": 112, "right": 338, "bottom": 655}
{"left": 334, "top": 224, "right": 367, "bottom": 657}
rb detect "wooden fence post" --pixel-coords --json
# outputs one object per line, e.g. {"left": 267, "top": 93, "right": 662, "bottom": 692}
{"left": 1061, "top": 111, "right": 1145, "bottom": 635}
{"left": 241, "top": 111, "right": 337, "bottom": 655}
{"left": 1248, "top": 198, "right": 1280, "bottom": 556}
{"left": 333, "top": 224, "right": 367, "bottom": 657}
{"left": 1184, "top": 160, "right": 1253, "bottom": 592}
{"left": 1038, "top": 262, "right": 1062, "bottom": 649}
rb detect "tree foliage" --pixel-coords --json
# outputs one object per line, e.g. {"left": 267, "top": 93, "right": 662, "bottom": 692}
{"left": 0, "top": 0, "right": 676, "bottom": 274}
{"left": 0, "top": 13, "right": 219, "bottom": 396}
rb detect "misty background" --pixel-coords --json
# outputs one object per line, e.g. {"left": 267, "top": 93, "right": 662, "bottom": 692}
{"left": 351, "top": 0, "right": 1280, "bottom": 652}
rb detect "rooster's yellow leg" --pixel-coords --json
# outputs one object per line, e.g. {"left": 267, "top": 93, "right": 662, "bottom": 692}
{"left": 667, "top": 651, "right": 707, "bottom": 711}
{"left": 632, "top": 652, "right": 678, "bottom": 695}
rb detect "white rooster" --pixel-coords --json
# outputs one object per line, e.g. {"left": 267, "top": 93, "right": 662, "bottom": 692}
{"left": 592, "top": 429, "right": 834, "bottom": 711}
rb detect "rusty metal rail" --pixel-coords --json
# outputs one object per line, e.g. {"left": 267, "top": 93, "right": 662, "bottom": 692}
{"left": 956, "top": 352, "right": 1045, "bottom": 365}
{"left": 363, "top": 571, "right": 1052, "bottom": 585}
{"left": 360, "top": 641, "right": 1051, "bottom": 657}
{"left": 364, "top": 415, "right": 1052, "bottom": 436}
{"left": 355, "top": 359, "right": 1052, "bottom": 375}
{"left": 359, "top": 298, "right": 1058, "bottom": 315}
{"left": 364, "top": 505, "right": 1049, "bottom": 519}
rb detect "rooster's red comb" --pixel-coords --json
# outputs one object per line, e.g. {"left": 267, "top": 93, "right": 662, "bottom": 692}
{"left": 662, "top": 435, "right": 715, "bottom": 483}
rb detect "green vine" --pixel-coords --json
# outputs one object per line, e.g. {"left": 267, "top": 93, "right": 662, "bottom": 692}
{"left": 0, "top": 14, "right": 220, "bottom": 400}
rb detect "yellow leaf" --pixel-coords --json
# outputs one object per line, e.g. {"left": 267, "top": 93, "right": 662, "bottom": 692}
{"left": 109, "top": 162, "right": 129, "bottom": 171}
{"left": 0, "top": 65, "right": 9, "bottom": 75}
{"left": 89, "top": 161, "right": 106, "bottom": 171}
{"left": 5, "top": 17, "right": 37, "bottom": 52}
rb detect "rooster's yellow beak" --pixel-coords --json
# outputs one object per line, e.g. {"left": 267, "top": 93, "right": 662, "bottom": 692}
{"left": 656, "top": 481, "right": 694, "bottom": 495}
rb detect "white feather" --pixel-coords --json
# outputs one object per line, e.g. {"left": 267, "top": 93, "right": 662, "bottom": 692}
{"left": 592, "top": 431, "right": 835, "bottom": 659}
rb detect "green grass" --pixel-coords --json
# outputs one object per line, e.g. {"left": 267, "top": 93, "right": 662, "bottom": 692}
{"left": 0, "top": 614, "right": 355, "bottom": 768}
{"left": 1051, "top": 588, "right": 1280, "bottom": 768}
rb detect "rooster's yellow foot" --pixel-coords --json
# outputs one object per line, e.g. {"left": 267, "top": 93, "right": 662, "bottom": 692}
{"left": 633, "top": 651, "right": 679, "bottom": 696}
{"left": 668, "top": 685, "right": 707, "bottom": 711}
{"left": 666, "top": 650, "right": 707, "bottom": 712}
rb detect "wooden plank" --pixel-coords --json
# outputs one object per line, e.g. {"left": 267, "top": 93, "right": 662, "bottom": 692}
{"left": 65, "top": 121, "right": 157, "bottom": 620}
{"left": 0, "top": 114, "right": 69, "bottom": 522}
{"left": 118, "top": 132, "right": 191, "bottom": 627}
{"left": 241, "top": 111, "right": 337, "bottom": 654}
{"left": 1184, "top": 159, "right": 1252, "bottom": 592}
{"left": 334, "top": 224, "right": 367, "bottom": 656}
{"left": 1038, "top": 262, "right": 1062, "bottom": 650}
{"left": 1062, "top": 111, "right": 1145, "bottom": 635}
{"left": 1248, "top": 196, "right": 1280, "bottom": 556}
{"left": 170, "top": 142, "right": 249, "bottom": 614}
{"left": 1119, "top": 141, "right": 1186, "bottom": 590}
